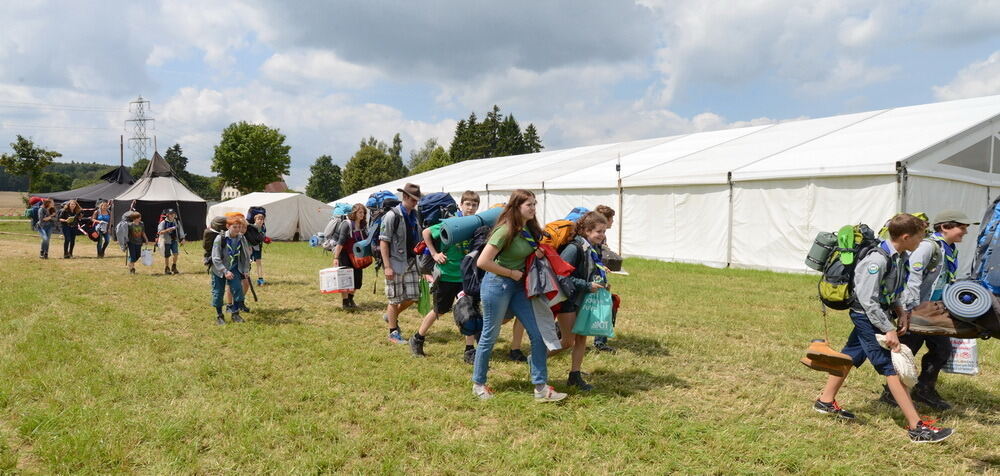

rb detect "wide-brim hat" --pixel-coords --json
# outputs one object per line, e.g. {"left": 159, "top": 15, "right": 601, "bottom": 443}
{"left": 397, "top": 183, "right": 423, "bottom": 200}
{"left": 933, "top": 210, "right": 979, "bottom": 226}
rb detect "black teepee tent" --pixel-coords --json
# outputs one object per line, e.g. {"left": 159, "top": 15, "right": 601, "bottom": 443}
{"left": 43, "top": 166, "right": 134, "bottom": 209}
{"left": 112, "top": 152, "right": 207, "bottom": 239}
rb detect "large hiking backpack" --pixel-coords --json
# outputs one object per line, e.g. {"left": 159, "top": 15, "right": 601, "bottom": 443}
{"left": 247, "top": 206, "right": 266, "bottom": 224}
{"left": 418, "top": 192, "right": 457, "bottom": 228}
{"left": 26, "top": 204, "right": 41, "bottom": 229}
{"left": 460, "top": 225, "right": 493, "bottom": 298}
{"left": 817, "top": 224, "right": 881, "bottom": 310}
{"left": 366, "top": 190, "right": 400, "bottom": 210}
{"left": 541, "top": 219, "right": 575, "bottom": 251}
{"left": 244, "top": 223, "right": 264, "bottom": 246}
{"left": 363, "top": 192, "right": 402, "bottom": 269}
{"left": 975, "top": 196, "right": 1000, "bottom": 293}
{"left": 565, "top": 207, "right": 590, "bottom": 222}
{"left": 321, "top": 203, "right": 354, "bottom": 250}
{"left": 202, "top": 216, "right": 228, "bottom": 267}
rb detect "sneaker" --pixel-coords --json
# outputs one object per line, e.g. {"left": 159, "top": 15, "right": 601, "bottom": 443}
{"left": 534, "top": 385, "right": 568, "bottom": 403}
{"left": 463, "top": 348, "right": 476, "bottom": 365}
{"left": 231, "top": 313, "right": 245, "bottom": 323}
{"left": 409, "top": 334, "right": 426, "bottom": 357}
{"left": 164, "top": 266, "right": 171, "bottom": 275}
{"left": 388, "top": 330, "right": 407, "bottom": 344}
{"left": 171, "top": 264, "right": 179, "bottom": 275}
{"left": 129, "top": 268, "right": 136, "bottom": 274}
{"left": 908, "top": 419, "right": 954, "bottom": 443}
{"left": 239, "top": 303, "right": 251, "bottom": 313}
{"left": 813, "top": 399, "right": 856, "bottom": 420}
{"left": 473, "top": 384, "right": 495, "bottom": 400}
{"left": 879, "top": 384, "right": 898, "bottom": 407}
{"left": 594, "top": 341, "right": 617, "bottom": 353}
{"left": 216, "top": 315, "right": 226, "bottom": 325}
{"left": 508, "top": 349, "right": 527, "bottom": 362}
{"left": 257, "top": 277, "right": 265, "bottom": 286}
{"left": 567, "top": 371, "right": 593, "bottom": 391}
{"left": 912, "top": 384, "right": 952, "bottom": 411}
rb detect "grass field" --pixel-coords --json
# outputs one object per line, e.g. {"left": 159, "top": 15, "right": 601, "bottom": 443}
{"left": 1, "top": 221, "right": 998, "bottom": 474}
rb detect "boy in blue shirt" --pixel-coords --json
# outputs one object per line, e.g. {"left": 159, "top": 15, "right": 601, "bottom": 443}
{"left": 814, "top": 213, "right": 954, "bottom": 443}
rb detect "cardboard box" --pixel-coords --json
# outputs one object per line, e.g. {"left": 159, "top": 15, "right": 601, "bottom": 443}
{"left": 320, "top": 267, "right": 355, "bottom": 294}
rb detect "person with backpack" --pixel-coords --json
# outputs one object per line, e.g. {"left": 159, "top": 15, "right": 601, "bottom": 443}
{"left": 380, "top": 183, "right": 423, "bottom": 344}
{"left": 593, "top": 205, "right": 619, "bottom": 353}
{"left": 813, "top": 213, "right": 954, "bottom": 443}
{"left": 471, "top": 189, "right": 567, "bottom": 402}
{"left": 58, "top": 200, "right": 83, "bottom": 259}
{"left": 36, "top": 198, "right": 56, "bottom": 259}
{"left": 409, "top": 191, "right": 480, "bottom": 361}
{"left": 331, "top": 203, "right": 368, "bottom": 309}
{"left": 880, "top": 210, "right": 978, "bottom": 411}
{"left": 125, "top": 211, "right": 150, "bottom": 274}
{"left": 248, "top": 208, "right": 268, "bottom": 286}
{"left": 552, "top": 211, "right": 610, "bottom": 391}
{"left": 157, "top": 208, "right": 185, "bottom": 275}
{"left": 210, "top": 215, "right": 252, "bottom": 325}
{"left": 91, "top": 201, "right": 112, "bottom": 258}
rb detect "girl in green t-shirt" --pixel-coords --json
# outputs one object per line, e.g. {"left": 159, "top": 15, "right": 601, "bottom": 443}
{"left": 470, "top": 189, "right": 567, "bottom": 403}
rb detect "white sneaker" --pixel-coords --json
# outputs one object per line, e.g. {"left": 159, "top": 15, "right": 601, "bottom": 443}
{"left": 533, "top": 385, "right": 567, "bottom": 403}
{"left": 473, "top": 384, "right": 495, "bottom": 400}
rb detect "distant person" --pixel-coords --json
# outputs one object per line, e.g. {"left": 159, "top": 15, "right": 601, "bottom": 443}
{"left": 250, "top": 211, "right": 268, "bottom": 285}
{"left": 91, "top": 201, "right": 112, "bottom": 258}
{"left": 58, "top": 199, "right": 83, "bottom": 258}
{"left": 593, "top": 204, "right": 619, "bottom": 353}
{"left": 210, "top": 215, "right": 252, "bottom": 325}
{"left": 331, "top": 203, "right": 368, "bottom": 309}
{"left": 157, "top": 208, "right": 185, "bottom": 275}
{"left": 125, "top": 211, "right": 150, "bottom": 274}
{"left": 36, "top": 198, "right": 56, "bottom": 259}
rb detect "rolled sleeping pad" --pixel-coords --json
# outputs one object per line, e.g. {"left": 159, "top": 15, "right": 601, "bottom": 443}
{"left": 942, "top": 280, "right": 992, "bottom": 319}
{"left": 440, "top": 206, "right": 503, "bottom": 245}
{"left": 352, "top": 235, "right": 375, "bottom": 258}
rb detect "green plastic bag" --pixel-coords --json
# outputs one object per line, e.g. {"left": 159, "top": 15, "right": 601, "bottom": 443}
{"left": 418, "top": 278, "right": 431, "bottom": 315}
{"left": 572, "top": 288, "right": 615, "bottom": 337}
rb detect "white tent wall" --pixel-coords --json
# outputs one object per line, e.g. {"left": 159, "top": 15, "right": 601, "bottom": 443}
{"left": 544, "top": 188, "right": 620, "bottom": 251}
{"left": 621, "top": 185, "right": 730, "bottom": 266}
{"left": 208, "top": 193, "right": 332, "bottom": 241}
{"left": 731, "top": 176, "right": 898, "bottom": 272}
{"left": 904, "top": 176, "right": 989, "bottom": 276}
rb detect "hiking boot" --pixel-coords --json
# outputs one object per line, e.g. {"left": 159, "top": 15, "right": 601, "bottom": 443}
{"left": 534, "top": 385, "right": 568, "bottom": 403}
{"left": 912, "top": 384, "right": 952, "bottom": 411}
{"left": 508, "top": 349, "right": 527, "bottom": 362}
{"left": 388, "top": 330, "right": 406, "bottom": 344}
{"left": 231, "top": 313, "right": 245, "bottom": 323}
{"left": 409, "top": 334, "right": 426, "bottom": 357}
{"left": 346, "top": 296, "right": 358, "bottom": 309}
{"left": 464, "top": 348, "right": 477, "bottom": 365}
{"left": 239, "top": 303, "right": 251, "bottom": 313}
{"left": 473, "top": 384, "right": 495, "bottom": 400}
{"left": 908, "top": 419, "right": 954, "bottom": 443}
{"left": 171, "top": 264, "right": 179, "bottom": 275}
{"left": 164, "top": 266, "right": 172, "bottom": 275}
{"left": 129, "top": 268, "right": 136, "bottom": 274}
{"left": 594, "top": 341, "right": 617, "bottom": 353}
{"left": 879, "top": 384, "right": 898, "bottom": 407}
{"left": 813, "top": 399, "right": 856, "bottom": 420}
{"left": 567, "top": 371, "right": 593, "bottom": 391}
{"left": 216, "top": 315, "right": 226, "bottom": 325}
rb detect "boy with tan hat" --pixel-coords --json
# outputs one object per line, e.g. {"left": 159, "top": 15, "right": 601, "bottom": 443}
{"left": 380, "top": 183, "right": 423, "bottom": 344}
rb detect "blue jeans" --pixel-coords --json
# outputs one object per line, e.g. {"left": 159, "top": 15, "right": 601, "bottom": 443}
{"left": 38, "top": 226, "right": 51, "bottom": 255}
{"left": 62, "top": 226, "right": 76, "bottom": 255}
{"left": 211, "top": 269, "right": 244, "bottom": 312}
{"left": 96, "top": 231, "right": 111, "bottom": 255}
{"left": 472, "top": 272, "right": 548, "bottom": 385}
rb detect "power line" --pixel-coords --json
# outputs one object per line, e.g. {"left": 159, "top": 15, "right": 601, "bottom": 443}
{"left": 0, "top": 122, "right": 116, "bottom": 131}
{"left": 0, "top": 100, "right": 128, "bottom": 113}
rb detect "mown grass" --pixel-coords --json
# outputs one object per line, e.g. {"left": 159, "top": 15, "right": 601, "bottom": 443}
{"left": 1, "top": 220, "right": 999, "bottom": 474}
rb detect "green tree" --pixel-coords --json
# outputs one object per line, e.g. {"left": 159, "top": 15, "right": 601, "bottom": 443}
{"left": 30, "top": 171, "right": 72, "bottom": 193}
{"left": 212, "top": 121, "right": 292, "bottom": 193}
{"left": 164, "top": 143, "right": 188, "bottom": 175}
{"left": 522, "top": 124, "right": 543, "bottom": 153}
{"left": 448, "top": 120, "right": 469, "bottom": 163}
{"left": 341, "top": 145, "right": 403, "bottom": 195}
{"left": 305, "top": 155, "right": 342, "bottom": 203}
{"left": 496, "top": 114, "right": 526, "bottom": 156}
{"left": 409, "top": 146, "right": 453, "bottom": 175}
{"left": 407, "top": 138, "right": 440, "bottom": 172}
{"left": 130, "top": 158, "right": 150, "bottom": 178}
{"left": 0, "top": 135, "right": 62, "bottom": 192}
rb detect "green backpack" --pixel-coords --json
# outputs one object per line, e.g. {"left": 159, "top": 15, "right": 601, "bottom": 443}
{"left": 818, "top": 224, "right": 881, "bottom": 310}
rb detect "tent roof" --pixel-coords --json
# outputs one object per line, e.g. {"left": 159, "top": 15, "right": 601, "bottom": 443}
{"left": 337, "top": 94, "right": 1000, "bottom": 200}
{"left": 215, "top": 192, "right": 309, "bottom": 207}
{"left": 116, "top": 152, "right": 205, "bottom": 202}
{"left": 42, "top": 165, "right": 135, "bottom": 203}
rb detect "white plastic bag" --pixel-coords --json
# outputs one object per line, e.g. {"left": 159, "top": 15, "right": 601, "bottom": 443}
{"left": 141, "top": 249, "right": 154, "bottom": 266}
{"left": 944, "top": 338, "right": 979, "bottom": 375}
{"left": 875, "top": 335, "right": 918, "bottom": 388}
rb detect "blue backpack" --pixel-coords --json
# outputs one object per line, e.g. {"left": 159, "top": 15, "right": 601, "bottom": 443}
{"left": 26, "top": 204, "right": 41, "bottom": 229}
{"left": 418, "top": 192, "right": 458, "bottom": 228}
{"left": 565, "top": 207, "right": 590, "bottom": 222}
{"left": 366, "top": 190, "right": 400, "bottom": 210}
{"left": 974, "top": 197, "right": 1000, "bottom": 293}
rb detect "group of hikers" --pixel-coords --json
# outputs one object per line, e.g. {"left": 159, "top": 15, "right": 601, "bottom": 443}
{"left": 812, "top": 210, "right": 978, "bottom": 443}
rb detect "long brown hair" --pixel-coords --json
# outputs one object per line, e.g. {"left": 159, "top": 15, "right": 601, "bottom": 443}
{"left": 574, "top": 211, "right": 608, "bottom": 238}
{"left": 492, "top": 189, "right": 544, "bottom": 250}
{"left": 348, "top": 203, "right": 367, "bottom": 229}
{"left": 42, "top": 198, "right": 55, "bottom": 213}
{"left": 63, "top": 200, "right": 81, "bottom": 214}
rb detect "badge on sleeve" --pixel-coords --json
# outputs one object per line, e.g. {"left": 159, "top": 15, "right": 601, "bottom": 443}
{"left": 911, "top": 262, "right": 924, "bottom": 272}
{"left": 867, "top": 263, "right": 880, "bottom": 274}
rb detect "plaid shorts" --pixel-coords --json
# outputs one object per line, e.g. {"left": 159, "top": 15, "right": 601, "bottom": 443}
{"left": 385, "top": 261, "right": 420, "bottom": 304}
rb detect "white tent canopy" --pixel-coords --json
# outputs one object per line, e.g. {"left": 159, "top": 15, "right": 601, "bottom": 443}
{"left": 336, "top": 94, "right": 1000, "bottom": 273}
{"left": 209, "top": 192, "right": 332, "bottom": 241}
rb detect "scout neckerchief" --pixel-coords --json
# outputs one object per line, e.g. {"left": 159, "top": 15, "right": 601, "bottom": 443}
{"left": 587, "top": 243, "right": 610, "bottom": 281}
{"left": 398, "top": 204, "right": 419, "bottom": 252}
{"left": 931, "top": 232, "right": 958, "bottom": 284}
{"left": 519, "top": 229, "right": 539, "bottom": 248}
{"left": 226, "top": 235, "right": 242, "bottom": 269}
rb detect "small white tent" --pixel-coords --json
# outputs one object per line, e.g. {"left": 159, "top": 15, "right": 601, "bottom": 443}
{"left": 336, "top": 94, "right": 1000, "bottom": 274}
{"left": 208, "top": 192, "right": 332, "bottom": 241}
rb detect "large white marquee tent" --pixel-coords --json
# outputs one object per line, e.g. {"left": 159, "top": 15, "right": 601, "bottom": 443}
{"left": 209, "top": 192, "right": 332, "bottom": 241}
{"left": 336, "top": 95, "right": 1000, "bottom": 273}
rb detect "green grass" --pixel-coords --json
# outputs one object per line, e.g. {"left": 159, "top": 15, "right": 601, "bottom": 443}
{"left": 1, "top": 220, "right": 999, "bottom": 474}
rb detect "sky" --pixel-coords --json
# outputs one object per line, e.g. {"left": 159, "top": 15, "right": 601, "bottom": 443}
{"left": 2, "top": 0, "right": 999, "bottom": 190}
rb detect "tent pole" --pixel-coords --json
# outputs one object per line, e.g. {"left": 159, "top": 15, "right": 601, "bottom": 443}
{"left": 616, "top": 155, "right": 623, "bottom": 256}
{"left": 896, "top": 162, "right": 908, "bottom": 213}
{"left": 726, "top": 172, "right": 734, "bottom": 268}
{"left": 120, "top": 135, "right": 124, "bottom": 167}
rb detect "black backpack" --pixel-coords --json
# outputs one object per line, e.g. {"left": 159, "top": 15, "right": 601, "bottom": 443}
{"left": 244, "top": 224, "right": 264, "bottom": 247}
{"left": 460, "top": 225, "right": 492, "bottom": 298}
{"left": 418, "top": 192, "right": 457, "bottom": 228}
{"left": 817, "top": 224, "right": 885, "bottom": 310}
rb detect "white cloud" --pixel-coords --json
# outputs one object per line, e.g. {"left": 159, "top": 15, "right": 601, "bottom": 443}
{"left": 260, "top": 50, "right": 381, "bottom": 90}
{"left": 933, "top": 51, "right": 1000, "bottom": 101}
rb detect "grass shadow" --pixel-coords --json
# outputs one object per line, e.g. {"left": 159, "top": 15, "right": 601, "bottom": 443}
{"left": 252, "top": 307, "right": 305, "bottom": 325}
{"left": 610, "top": 334, "right": 671, "bottom": 357}
{"left": 487, "top": 368, "right": 689, "bottom": 397}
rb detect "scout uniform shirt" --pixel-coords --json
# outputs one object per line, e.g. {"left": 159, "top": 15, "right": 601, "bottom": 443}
{"left": 904, "top": 237, "right": 944, "bottom": 307}
{"left": 850, "top": 240, "right": 911, "bottom": 333}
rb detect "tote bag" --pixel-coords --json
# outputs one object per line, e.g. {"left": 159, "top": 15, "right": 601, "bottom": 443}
{"left": 572, "top": 288, "right": 615, "bottom": 337}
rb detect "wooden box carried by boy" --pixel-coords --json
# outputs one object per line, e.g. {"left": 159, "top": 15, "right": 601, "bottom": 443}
{"left": 319, "top": 267, "right": 355, "bottom": 294}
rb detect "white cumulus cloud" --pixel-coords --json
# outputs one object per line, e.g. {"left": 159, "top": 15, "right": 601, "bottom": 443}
{"left": 933, "top": 51, "right": 1000, "bottom": 101}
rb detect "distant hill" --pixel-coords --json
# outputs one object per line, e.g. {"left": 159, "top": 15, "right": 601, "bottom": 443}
{"left": 0, "top": 161, "right": 124, "bottom": 192}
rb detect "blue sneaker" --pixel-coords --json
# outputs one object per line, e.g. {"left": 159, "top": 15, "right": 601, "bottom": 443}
{"left": 388, "top": 330, "right": 406, "bottom": 344}
{"left": 257, "top": 277, "right": 266, "bottom": 286}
